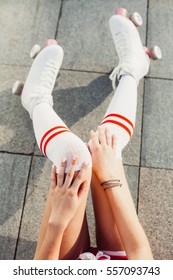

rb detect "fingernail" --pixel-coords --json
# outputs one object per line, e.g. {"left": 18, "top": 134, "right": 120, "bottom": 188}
{"left": 73, "top": 155, "right": 78, "bottom": 160}
{"left": 62, "top": 157, "right": 66, "bottom": 163}
{"left": 83, "top": 162, "right": 89, "bottom": 168}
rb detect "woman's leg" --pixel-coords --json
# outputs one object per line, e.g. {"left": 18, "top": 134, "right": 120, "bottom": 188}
{"left": 89, "top": 75, "right": 137, "bottom": 252}
{"left": 32, "top": 102, "right": 92, "bottom": 173}
{"left": 88, "top": 13, "right": 150, "bottom": 251}
{"left": 21, "top": 42, "right": 92, "bottom": 259}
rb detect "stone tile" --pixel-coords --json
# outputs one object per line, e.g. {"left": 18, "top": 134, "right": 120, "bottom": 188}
{"left": 0, "top": 65, "right": 35, "bottom": 154}
{"left": 124, "top": 165, "right": 139, "bottom": 208}
{"left": 0, "top": 0, "right": 61, "bottom": 65}
{"left": 141, "top": 79, "right": 173, "bottom": 169}
{"left": 16, "top": 156, "right": 52, "bottom": 259}
{"left": 138, "top": 167, "right": 173, "bottom": 260}
{"left": 35, "top": 70, "right": 144, "bottom": 166}
{"left": 0, "top": 153, "right": 31, "bottom": 260}
{"left": 148, "top": 0, "right": 173, "bottom": 79}
{"left": 58, "top": 0, "right": 147, "bottom": 72}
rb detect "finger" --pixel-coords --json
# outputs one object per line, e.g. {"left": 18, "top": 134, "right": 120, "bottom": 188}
{"left": 64, "top": 155, "right": 78, "bottom": 188}
{"left": 71, "top": 162, "right": 89, "bottom": 193}
{"left": 50, "top": 164, "right": 57, "bottom": 190}
{"left": 57, "top": 157, "right": 67, "bottom": 187}
{"left": 98, "top": 126, "right": 107, "bottom": 146}
{"left": 90, "top": 130, "right": 99, "bottom": 148}
{"left": 112, "top": 134, "right": 116, "bottom": 150}
{"left": 78, "top": 180, "right": 88, "bottom": 200}
{"left": 85, "top": 142, "right": 92, "bottom": 154}
{"left": 105, "top": 127, "right": 111, "bottom": 146}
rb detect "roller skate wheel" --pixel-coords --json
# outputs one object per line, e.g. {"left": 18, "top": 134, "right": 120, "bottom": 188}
{"left": 30, "top": 44, "right": 41, "bottom": 59}
{"left": 12, "top": 80, "right": 24, "bottom": 95}
{"left": 150, "top": 46, "right": 162, "bottom": 60}
{"left": 129, "top": 12, "right": 143, "bottom": 26}
{"left": 115, "top": 7, "right": 128, "bottom": 17}
{"left": 144, "top": 46, "right": 151, "bottom": 58}
{"left": 45, "top": 39, "right": 58, "bottom": 46}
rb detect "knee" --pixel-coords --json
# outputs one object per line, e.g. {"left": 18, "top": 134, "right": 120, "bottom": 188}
{"left": 54, "top": 134, "right": 92, "bottom": 173}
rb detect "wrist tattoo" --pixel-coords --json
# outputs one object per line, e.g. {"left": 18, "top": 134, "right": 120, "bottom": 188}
{"left": 100, "top": 179, "right": 122, "bottom": 191}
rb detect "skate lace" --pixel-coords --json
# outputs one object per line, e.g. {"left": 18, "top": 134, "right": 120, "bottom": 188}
{"left": 25, "top": 60, "right": 58, "bottom": 104}
{"left": 109, "top": 32, "right": 132, "bottom": 89}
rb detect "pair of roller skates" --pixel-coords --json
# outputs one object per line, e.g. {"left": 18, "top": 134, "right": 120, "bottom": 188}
{"left": 12, "top": 7, "right": 162, "bottom": 101}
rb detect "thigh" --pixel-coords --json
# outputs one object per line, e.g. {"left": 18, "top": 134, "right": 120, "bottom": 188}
{"left": 91, "top": 170, "right": 125, "bottom": 251}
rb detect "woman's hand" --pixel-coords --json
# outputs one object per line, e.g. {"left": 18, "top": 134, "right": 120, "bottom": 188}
{"left": 89, "top": 126, "right": 117, "bottom": 182}
{"left": 49, "top": 156, "right": 90, "bottom": 231}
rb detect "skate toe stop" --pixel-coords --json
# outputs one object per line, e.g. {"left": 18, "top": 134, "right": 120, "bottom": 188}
{"left": 45, "top": 39, "right": 58, "bottom": 46}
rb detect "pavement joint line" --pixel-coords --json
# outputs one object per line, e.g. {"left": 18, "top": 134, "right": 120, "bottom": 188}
{"left": 0, "top": 63, "right": 30, "bottom": 68}
{"left": 1, "top": 150, "right": 173, "bottom": 172}
{"left": 0, "top": 150, "right": 34, "bottom": 157}
{"left": 0, "top": 64, "right": 111, "bottom": 75}
{"left": 55, "top": 0, "right": 63, "bottom": 40}
{"left": 137, "top": 0, "right": 149, "bottom": 213}
{"left": 61, "top": 68, "right": 111, "bottom": 75}
{"left": 146, "top": 0, "right": 150, "bottom": 47}
{"left": 140, "top": 165, "right": 173, "bottom": 172}
{"left": 145, "top": 76, "right": 173, "bottom": 82}
{"left": 0, "top": 64, "right": 172, "bottom": 82}
{"left": 13, "top": 145, "right": 35, "bottom": 260}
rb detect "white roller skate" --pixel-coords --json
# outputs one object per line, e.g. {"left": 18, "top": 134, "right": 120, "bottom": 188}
{"left": 12, "top": 39, "right": 63, "bottom": 119}
{"left": 109, "top": 8, "right": 162, "bottom": 89}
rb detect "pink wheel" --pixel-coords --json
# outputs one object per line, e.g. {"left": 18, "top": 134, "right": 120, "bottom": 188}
{"left": 129, "top": 12, "right": 143, "bottom": 27}
{"left": 30, "top": 44, "right": 41, "bottom": 59}
{"left": 45, "top": 39, "right": 58, "bottom": 46}
{"left": 150, "top": 46, "right": 162, "bottom": 60}
{"left": 144, "top": 46, "right": 151, "bottom": 58}
{"left": 115, "top": 7, "right": 128, "bottom": 17}
{"left": 12, "top": 81, "right": 24, "bottom": 95}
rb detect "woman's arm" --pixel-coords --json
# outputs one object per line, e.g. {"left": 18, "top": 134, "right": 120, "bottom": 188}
{"left": 34, "top": 157, "right": 90, "bottom": 260}
{"left": 89, "top": 127, "right": 153, "bottom": 260}
{"left": 34, "top": 223, "right": 64, "bottom": 260}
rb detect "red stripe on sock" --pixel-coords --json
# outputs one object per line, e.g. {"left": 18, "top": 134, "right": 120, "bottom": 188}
{"left": 43, "top": 130, "right": 70, "bottom": 157}
{"left": 40, "top": 126, "right": 68, "bottom": 153}
{"left": 101, "top": 120, "right": 132, "bottom": 138}
{"left": 103, "top": 114, "right": 134, "bottom": 129}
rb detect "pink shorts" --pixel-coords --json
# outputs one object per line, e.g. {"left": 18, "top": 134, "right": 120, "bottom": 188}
{"left": 78, "top": 247, "right": 128, "bottom": 260}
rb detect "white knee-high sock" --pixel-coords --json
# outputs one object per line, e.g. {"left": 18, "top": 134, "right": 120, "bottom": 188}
{"left": 89, "top": 74, "right": 137, "bottom": 159}
{"left": 33, "top": 103, "right": 92, "bottom": 173}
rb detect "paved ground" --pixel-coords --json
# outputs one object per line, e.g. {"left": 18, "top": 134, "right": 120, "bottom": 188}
{"left": 0, "top": 0, "right": 173, "bottom": 260}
